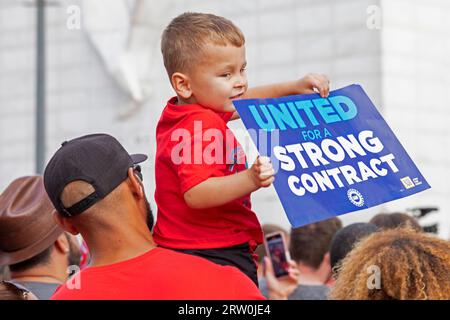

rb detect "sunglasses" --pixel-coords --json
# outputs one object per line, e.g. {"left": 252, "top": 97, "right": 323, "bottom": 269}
{"left": 133, "top": 164, "right": 143, "bottom": 182}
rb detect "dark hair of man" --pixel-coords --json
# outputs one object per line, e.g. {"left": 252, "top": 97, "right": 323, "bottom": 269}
{"left": 289, "top": 217, "right": 342, "bottom": 269}
{"left": 8, "top": 245, "right": 53, "bottom": 273}
{"left": 329, "top": 223, "right": 379, "bottom": 271}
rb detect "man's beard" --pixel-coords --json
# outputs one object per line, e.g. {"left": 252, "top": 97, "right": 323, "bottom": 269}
{"left": 66, "top": 235, "right": 82, "bottom": 268}
{"left": 144, "top": 197, "right": 154, "bottom": 231}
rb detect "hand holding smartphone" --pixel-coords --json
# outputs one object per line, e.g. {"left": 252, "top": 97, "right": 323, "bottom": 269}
{"left": 264, "top": 232, "right": 290, "bottom": 278}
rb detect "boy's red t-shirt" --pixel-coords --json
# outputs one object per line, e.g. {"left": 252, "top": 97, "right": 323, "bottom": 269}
{"left": 153, "top": 97, "right": 263, "bottom": 249}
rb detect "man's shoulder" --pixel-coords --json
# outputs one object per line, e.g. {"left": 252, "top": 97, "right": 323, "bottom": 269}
{"left": 52, "top": 248, "right": 264, "bottom": 300}
{"left": 158, "top": 248, "right": 242, "bottom": 275}
{"left": 161, "top": 249, "right": 256, "bottom": 282}
{"left": 17, "top": 281, "right": 59, "bottom": 300}
{"left": 51, "top": 286, "right": 79, "bottom": 300}
{"left": 288, "top": 284, "right": 330, "bottom": 300}
{"left": 163, "top": 250, "right": 263, "bottom": 298}
{"left": 50, "top": 272, "right": 88, "bottom": 300}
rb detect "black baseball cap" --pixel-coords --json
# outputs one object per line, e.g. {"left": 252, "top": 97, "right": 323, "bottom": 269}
{"left": 43, "top": 133, "right": 147, "bottom": 217}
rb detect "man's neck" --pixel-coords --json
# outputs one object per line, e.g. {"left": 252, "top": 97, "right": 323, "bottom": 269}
{"left": 85, "top": 225, "right": 156, "bottom": 268}
{"left": 297, "top": 264, "right": 327, "bottom": 286}
{"left": 11, "top": 266, "right": 66, "bottom": 285}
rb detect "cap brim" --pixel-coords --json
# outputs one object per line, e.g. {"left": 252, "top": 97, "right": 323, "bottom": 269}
{"left": 131, "top": 154, "right": 148, "bottom": 164}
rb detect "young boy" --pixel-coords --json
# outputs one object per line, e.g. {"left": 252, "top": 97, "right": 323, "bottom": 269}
{"left": 154, "top": 12, "right": 330, "bottom": 285}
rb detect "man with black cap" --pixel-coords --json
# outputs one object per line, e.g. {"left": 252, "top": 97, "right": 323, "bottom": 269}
{"left": 44, "top": 133, "right": 264, "bottom": 299}
{"left": 0, "top": 176, "right": 81, "bottom": 299}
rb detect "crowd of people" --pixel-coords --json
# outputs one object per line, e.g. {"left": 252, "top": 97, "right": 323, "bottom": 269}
{"left": 1, "top": 12, "right": 450, "bottom": 300}
{"left": 0, "top": 165, "right": 450, "bottom": 300}
{"left": 1, "top": 134, "right": 449, "bottom": 300}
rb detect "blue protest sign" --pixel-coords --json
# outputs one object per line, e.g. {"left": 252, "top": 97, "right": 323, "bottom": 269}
{"left": 233, "top": 84, "right": 430, "bottom": 227}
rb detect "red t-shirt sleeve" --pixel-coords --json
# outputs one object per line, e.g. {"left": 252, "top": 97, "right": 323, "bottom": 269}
{"left": 217, "top": 111, "right": 234, "bottom": 123}
{"left": 176, "top": 112, "right": 231, "bottom": 194}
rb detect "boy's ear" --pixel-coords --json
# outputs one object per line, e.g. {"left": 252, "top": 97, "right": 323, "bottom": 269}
{"left": 171, "top": 72, "right": 192, "bottom": 99}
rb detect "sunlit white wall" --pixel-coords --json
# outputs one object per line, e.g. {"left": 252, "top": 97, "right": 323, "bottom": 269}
{"left": 1, "top": 0, "right": 448, "bottom": 237}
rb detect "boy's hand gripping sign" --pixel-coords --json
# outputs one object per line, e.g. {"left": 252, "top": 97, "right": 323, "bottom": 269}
{"left": 233, "top": 84, "right": 430, "bottom": 227}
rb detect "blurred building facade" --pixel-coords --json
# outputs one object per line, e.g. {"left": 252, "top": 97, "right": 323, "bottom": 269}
{"left": 1, "top": 0, "right": 449, "bottom": 237}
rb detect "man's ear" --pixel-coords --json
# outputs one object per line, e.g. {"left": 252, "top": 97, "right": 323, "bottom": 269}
{"left": 53, "top": 211, "right": 79, "bottom": 236}
{"left": 127, "top": 167, "right": 144, "bottom": 198}
{"left": 171, "top": 72, "right": 192, "bottom": 99}
{"left": 323, "top": 252, "right": 331, "bottom": 266}
{"left": 54, "top": 233, "right": 70, "bottom": 254}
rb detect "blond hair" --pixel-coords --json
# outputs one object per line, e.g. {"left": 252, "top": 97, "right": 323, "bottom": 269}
{"left": 161, "top": 12, "right": 245, "bottom": 77}
{"left": 330, "top": 228, "right": 450, "bottom": 300}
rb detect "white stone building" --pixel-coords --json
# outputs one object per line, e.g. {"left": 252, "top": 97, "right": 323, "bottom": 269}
{"left": 1, "top": 0, "right": 449, "bottom": 237}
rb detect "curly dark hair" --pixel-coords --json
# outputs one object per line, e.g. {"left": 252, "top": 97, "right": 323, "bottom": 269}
{"left": 330, "top": 228, "right": 450, "bottom": 300}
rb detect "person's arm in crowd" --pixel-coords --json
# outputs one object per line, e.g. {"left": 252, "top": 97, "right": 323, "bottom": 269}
{"left": 264, "top": 257, "right": 300, "bottom": 300}
{"left": 184, "top": 156, "right": 274, "bottom": 209}
{"left": 230, "top": 73, "right": 330, "bottom": 120}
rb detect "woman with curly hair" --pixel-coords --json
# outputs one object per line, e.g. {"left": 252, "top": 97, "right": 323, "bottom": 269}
{"left": 330, "top": 228, "right": 450, "bottom": 300}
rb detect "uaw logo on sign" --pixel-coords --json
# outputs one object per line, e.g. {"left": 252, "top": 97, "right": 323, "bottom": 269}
{"left": 347, "top": 189, "right": 364, "bottom": 207}
{"left": 233, "top": 84, "right": 431, "bottom": 227}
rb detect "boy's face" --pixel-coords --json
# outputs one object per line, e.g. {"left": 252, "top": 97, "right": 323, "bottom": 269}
{"left": 187, "top": 43, "right": 248, "bottom": 113}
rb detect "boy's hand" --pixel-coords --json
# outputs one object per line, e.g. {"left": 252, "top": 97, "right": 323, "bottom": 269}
{"left": 295, "top": 73, "right": 330, "bottom": 98}
{"left": 248, "top": 156, "right": 275, "bottom": 188}
{"left": 184, "top": 156, "right": 274, "bottom": 209}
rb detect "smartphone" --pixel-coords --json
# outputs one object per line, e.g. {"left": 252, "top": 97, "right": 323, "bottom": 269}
{"left": 264, "top": 232, "right": 290, "bottom": 278}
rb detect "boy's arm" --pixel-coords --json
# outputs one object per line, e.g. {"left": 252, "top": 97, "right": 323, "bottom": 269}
{"left": 245, "top": 73, "right": 330, "bottom": 99}
{"left": 184, "top": 157, "right": 274, "bottom": 209}
{"left": 230, "top": 73, "right": 330, "bottom": 120}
